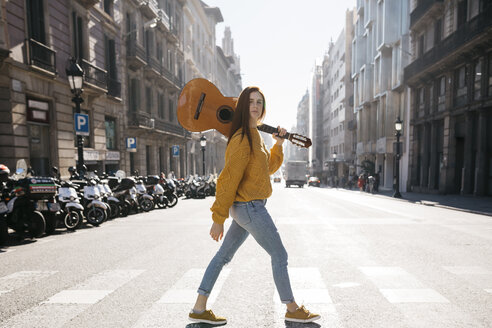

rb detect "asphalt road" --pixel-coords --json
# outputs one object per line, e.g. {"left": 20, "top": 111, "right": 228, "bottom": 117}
{"left": 1, "top": 184, "right": 491, "bottom": 328}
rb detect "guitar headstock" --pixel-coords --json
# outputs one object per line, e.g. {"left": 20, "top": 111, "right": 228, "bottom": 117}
{"left": 288, "top": 133, "right": 312, "bottom": 148}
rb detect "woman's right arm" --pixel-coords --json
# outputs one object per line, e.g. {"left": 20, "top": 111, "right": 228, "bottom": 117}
{"left": 210, "top": 135, "right": 250, "bottom": 225}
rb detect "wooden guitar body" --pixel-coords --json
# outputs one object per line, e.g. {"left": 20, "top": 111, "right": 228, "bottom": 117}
{"left": 177, "top": 78, "right": 236, "bottom": 137}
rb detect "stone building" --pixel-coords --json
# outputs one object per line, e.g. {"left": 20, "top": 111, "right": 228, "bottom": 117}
{"left": 288, "top": 91, "right": 310, "bottom": 162}
{"left": 122, "top": 0, "right": 187, "bottom": 178}
{"left": 352, "top": 0, "right": 411, "bottom": 191}
{"left": 405, "top": 0, "right": 492, "bottom": 196}
{"left": 0, "top": 0, "right": 126, "bottom": 178}
{"left": 319, "top": 9, "right": 356, "bottom": 185}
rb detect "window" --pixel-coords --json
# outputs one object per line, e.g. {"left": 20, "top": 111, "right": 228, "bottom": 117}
{"left": 488, "top": 53, "right": 492, "bottom": 96}
{"left": 438, "top": 76, "right": 446, "bottom": 111}
{"left": 473, "top": 58, "right": 482, "bottom": 100}
{"left": 168, "top": 99, "right": 174, "bottom": 122}
{"left": 434, "top": 18, "right": 442, "bottom": 44}
{"left": 145, "top": 87, "right": 152, "bottom": 113}
{"left": 129, "top": 78, "right": 140, "bottom": 112}
{"left": 103, "top": 0, "right": 113, "bottom": 16}
{"left": 146, "top": 145, "right": 151, "bottom": 174}
{"left": 454, "top": 66, "right": 468, "bottom": 106}
{"left": 72, "top": 11, "right": 84, "bottom": 60}
{"left": 105, "top": 117, "right": 116, "bottom": 150}
{"left": 417, "top": 87, "right": 425, "bottom": 117}
{"left": 105, "top": 36, "right": 117, "bottom": 80}
{"left": 73, "top": 109, "right": 91, "bottom": 148}
{"left": 418, "top": 34, "right": 425, "bottom": 57}
{"left": 26, "top": 0, "right": 46, "bottom": 43}
{"left": 429, "top": 82, "right": 435, "bottom": 113}
{"left": 457, "top": 0, "right": 468, "bottom": 28}
{"left": 158, "top": 93, "right": 165, "bottom": 118}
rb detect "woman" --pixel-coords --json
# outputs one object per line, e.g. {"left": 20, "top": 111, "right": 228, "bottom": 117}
{"left": 188, "top": 86, "right": 320, "bottom": 324}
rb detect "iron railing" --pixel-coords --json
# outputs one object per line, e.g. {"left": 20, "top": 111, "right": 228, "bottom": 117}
{"left": 26, "top": 38, "right": 57, "bottom": 74}
{"left": 80, "top": 59, "right": 107, "bottom": 90}
{"left": 410, "top": 0, "right": 444, "bottom": 28}
{"left": 405, "top": 4, "right": 492, "bottom": 82}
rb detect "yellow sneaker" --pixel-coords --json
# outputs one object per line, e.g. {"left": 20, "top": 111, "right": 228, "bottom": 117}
{"left": 188, "top": 309, "right": 227, "bottom": 324}
{"left": 285, "top": 305, "right": 321, "bottom": 323}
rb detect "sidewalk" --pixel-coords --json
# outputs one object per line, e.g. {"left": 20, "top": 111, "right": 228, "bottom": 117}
{"left": 335, "top": 186, "right": 492, "bottom": 217}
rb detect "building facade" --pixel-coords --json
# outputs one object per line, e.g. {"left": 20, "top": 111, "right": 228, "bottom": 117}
{"left": 319, "top": 10, "right": 356, "bottom": 186}
{"left": 0, "top": 0, "right": 241, "bottom": 179}
{"left": 405, "top": 0, "right": 492, "bottom": 196}
{"left": 288, "top": 91, "right": 310, "bottom": 162}
{"left": 352, "top": 0, "right": 411, "bottom": 191}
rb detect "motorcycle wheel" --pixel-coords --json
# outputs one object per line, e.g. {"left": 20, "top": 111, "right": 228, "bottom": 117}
{"left": 141, "top": 199, "right": 154, "bottom": 212}
{"left": 119, "top": 203, "right": 129, "bottom": 217}
{"left": 28, "top": 211, "right": 46, "bottom": 238}
{"left": 44, "top": 212, "right": 57, "bottom": 235}
{"left": 108, "top": 201, "right": 120, "bottom": 219}
{"left": 167, "top": 194, "right": 178, "bottom": 208}
{"left": 64, "top": 210, "right": 81, "bottom": 230}
{"left": 86, "top": 207, "right": 105, "bottom": 226}
{"left": 0, "top": 216, "right": 9, "bottom": 246}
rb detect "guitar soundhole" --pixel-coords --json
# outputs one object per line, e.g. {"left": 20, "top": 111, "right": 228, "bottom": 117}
{"left": 217, "top": 106, "right": 233, "bottom": 123}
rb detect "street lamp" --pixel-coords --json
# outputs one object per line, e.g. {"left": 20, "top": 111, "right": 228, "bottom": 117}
{"left": 200, "top": 135, "right": 207, "bottom": 176}
{"left": 393, "top": 117, "right": 403, "bottom": 198}
{"left": 66, "top": 57, "right": 85, "bottom": 176}
{"left": 332, "top": 151, "right": 337, "bottom": 187}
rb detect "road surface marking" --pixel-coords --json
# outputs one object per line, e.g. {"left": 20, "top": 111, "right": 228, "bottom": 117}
{"left": 359, "top": 266, "right": 449, "bottom": 303}
{"left": 273, "top": 267, "right": 339, "bottom": 327}
{"left": 379, "top": 289, "right": 450, "bottom": 303}
{"left": 1, "top": 269, "right": 144, "bottom": 328}
{"left": 442, "top": 266, "right": 492, "bottom": 275}
{"left": 132, "top": 268, "right": 231, "bottom": 328}
{"left": 0, "top": 271, "right": 57, "bottom": 295}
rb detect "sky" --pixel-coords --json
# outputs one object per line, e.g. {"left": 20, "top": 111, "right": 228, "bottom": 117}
{"left": 204, "top": 0, "right": 356, "bottom": 131}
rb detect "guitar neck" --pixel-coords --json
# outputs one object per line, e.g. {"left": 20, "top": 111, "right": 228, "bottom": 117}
{"left": 257, "top": 124, "right": 291, "bottom": 140}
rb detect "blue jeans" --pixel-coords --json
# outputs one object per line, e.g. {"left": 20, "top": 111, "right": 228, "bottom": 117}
{"left": 198, "top": 199, "right": 295, "bottom": 304}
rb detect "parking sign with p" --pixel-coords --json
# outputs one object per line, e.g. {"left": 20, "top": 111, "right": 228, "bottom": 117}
{"left": 126, "top": 137, "right": 137, "bottom": 152}
{"left": 74, "top": 113, "right": 89, "bottom": 136}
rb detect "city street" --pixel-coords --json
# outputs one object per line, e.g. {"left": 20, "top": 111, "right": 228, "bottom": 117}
{"left": 1, "top": 184, "right": 491, "bottom": 328}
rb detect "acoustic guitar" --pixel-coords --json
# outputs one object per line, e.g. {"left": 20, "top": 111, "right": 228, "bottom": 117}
{"left": 177, "top": 78, "right": 312, "bottom": 148}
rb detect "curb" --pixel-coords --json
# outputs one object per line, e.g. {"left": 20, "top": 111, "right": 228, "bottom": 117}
{"left": 323, "top": 186, "right": 492, "bottom": 217}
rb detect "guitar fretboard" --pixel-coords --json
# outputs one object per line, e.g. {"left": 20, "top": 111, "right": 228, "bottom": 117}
{"left": 257, "top": 124, "right": 290, "bottom": 139}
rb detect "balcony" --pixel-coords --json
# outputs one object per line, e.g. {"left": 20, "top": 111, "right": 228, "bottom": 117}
{"left": 128, "top": 112, "right": 154, "bottom": 129}
{"left": 405, "top": 4, "right": 492, "bottom": 84}
{"left": 80, "top": 59, "right": 107, "bottom": 92}
{"left": 154, "top": 118, "right": 187, "bottom": 137}
{"left": 26, "top": 39, "right": 57, "bottom": 75}
{"left": 410, "top": 0, "right": 444, "bottom": 29}
{"left": 137, "top": 0, "right": 158, "bottom": 18}
{"left": 144, "top": 56, "right": 162, "bottom": 79}
{"left": 156, "top": 9, "right": 170, "bottom": 32}
{"left": 126, "top": 36, "right": 147, "bottom": 70}
{"left": 161, "top": 66, "right": 183, "bottom": 89}
{"left": 76, "top": 0, "right": 99, "bottom": 8}
{"left": 347, "top": 119, "right": 357, "bottom": 131}
{"left": 107, "top": 78, "right": 121, "bottom": 99}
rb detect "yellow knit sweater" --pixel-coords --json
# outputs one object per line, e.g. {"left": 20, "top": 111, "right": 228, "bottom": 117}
{"left": 210, "top": 127, "right": 283, "bottom": 224}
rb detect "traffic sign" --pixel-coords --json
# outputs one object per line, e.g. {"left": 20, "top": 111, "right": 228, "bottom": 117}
{"left": 126, "top": 137, "right": 137, "bottom": 152}
{"left": 172, "top": 145, "right": 180, "bottom": 157}
{"left": 74, "top": 113, "right": 89, "bottom": 136}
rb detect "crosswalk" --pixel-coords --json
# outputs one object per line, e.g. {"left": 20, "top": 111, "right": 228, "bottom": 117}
{"left": 0, "top": 263, "right": 491, "bottom": 328}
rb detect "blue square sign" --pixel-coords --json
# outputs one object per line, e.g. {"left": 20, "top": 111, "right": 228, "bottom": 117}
{"left": 172, "top": 145, "right": 180, "bottom": 157}
{"left": 74, "top": 113, "right": 89, "bottom": 136}
{"left": 126, "top": 137, "right": 137, "bottom": 152}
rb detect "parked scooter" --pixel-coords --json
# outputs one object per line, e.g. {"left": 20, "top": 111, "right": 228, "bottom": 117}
{"left": 55, "top": 178, "right": 83, "bottom": 230}
{"left": 145, "top": 176, "right": 168, "bottom": 209}
{"left": 134, "top": 177, "right": 154, "bottom": 212}
{"left": 3, "top": 161, "right": 46, "bottom": 239}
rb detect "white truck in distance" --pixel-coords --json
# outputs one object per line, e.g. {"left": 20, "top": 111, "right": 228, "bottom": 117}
{"left": 284, "top": 161, "right": 307, "bottom": 188}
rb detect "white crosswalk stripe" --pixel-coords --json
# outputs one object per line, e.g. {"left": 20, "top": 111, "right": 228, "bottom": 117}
{"left": 359, "top": 266, "right": 449, "bottom": 303}
{"left": 0, "top": 269, "right": 144, "bottom": 328}
{"left": 132, "top": 268, "right": 231, "bottom": 328}
{"left": 0, "top": 271, "right": 58, "bottom": 296}
{"left": 273, "top": 267, "right": 340, "bottom": 327}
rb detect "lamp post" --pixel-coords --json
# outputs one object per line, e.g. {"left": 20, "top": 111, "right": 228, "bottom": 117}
{"left": 332, "top": 151, "right": 337, "bottom": 187}
{"left": 393, "top": 117, "right": 403, "bottom": 198}
{"left": 66, "top": 57, "right": 85, "bottom": 176}
{"left": 200, "top": 135, "right": 207, "bottom": 176}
